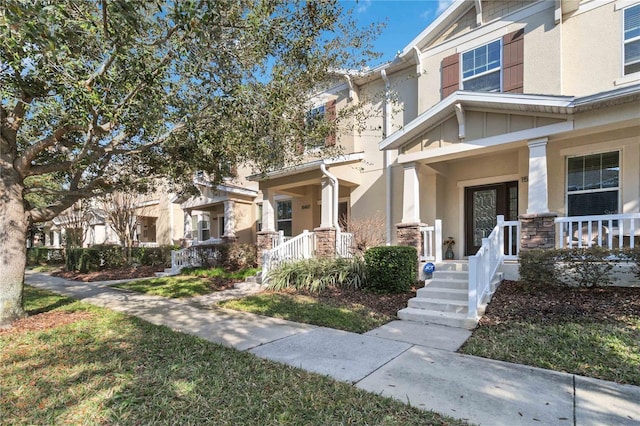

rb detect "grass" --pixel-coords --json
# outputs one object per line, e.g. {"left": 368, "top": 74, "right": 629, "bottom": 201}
{"left": 460, "top": 317, "right": 640, "bottom": 386}
{"left": 219, "top": 292, "right": 393, "bottom": 333}
{"left": 1, "top": 286, "right": 465, "bottom": 425}
{"left": 111, "top": 267, "right": 257, "bottom": 298}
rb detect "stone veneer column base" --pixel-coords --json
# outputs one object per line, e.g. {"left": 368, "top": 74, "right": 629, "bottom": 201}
{"left": 256, "top": 231, "right": 279, "bottom": 267}
{"left": 519, "top": 213, "right": 558, "bottom": 251}
{"left": 396, "top": 222, "right": 427, "bottom": 258}
{"left": 314, "top": 227, "right": 336, "bottom": 258}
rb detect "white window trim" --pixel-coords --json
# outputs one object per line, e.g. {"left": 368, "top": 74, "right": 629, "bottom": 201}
{"left": 621, "top": 3, "right": 640, "bottom": 77}
{"left": 564, "top": 151, "right": 621, "bottom": 217}
{"left": 199, "top": 214, "right": 210, "bottom": 241}
{"left": 460, "top": 38, "right": 503, "bottom": 92}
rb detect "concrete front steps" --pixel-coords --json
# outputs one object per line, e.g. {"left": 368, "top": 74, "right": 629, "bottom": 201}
{"left": 398, "top": 261, "right": 502, "bottom": 330}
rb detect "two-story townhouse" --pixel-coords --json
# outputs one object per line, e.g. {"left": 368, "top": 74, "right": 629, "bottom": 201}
{"left": 383, "top": 0, "right": 640, "bottom": 259}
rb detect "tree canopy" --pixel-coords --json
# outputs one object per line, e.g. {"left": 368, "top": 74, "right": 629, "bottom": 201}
{"left": 0, "top": 0, "right": 380, "bottom": 326}
{"left": 1, "top": 0, "right": 379, "bottom": 223}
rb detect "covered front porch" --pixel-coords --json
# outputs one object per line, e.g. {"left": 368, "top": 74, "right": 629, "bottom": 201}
{"left": 250, "top": 155, "right": 363, "bottom": 271}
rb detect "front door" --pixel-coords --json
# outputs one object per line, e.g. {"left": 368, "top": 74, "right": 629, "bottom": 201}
{"left": 465, "top": 181, "right": 518, "bottom": 256}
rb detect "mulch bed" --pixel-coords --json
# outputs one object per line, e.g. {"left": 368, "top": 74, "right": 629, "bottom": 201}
{"left": 52, "top": 265, "right": 165, "bottom": 282}
{"left": 1, "top": 311, "right": 93, "bottom": 335}
{"left": 279, "top": 285, "right": 421, "bottom": 318}
{"left": 480, "top": 280, "right": 640, "bottom": 326}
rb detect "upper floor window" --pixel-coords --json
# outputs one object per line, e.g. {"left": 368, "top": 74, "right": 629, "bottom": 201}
{"left": 462, "top": 39, "right": 501, "bottom": 92}
{"left": 305, "top": 105, "right": 327, "bottom": 150}
{"left": 624, "top": 4, "right": 640, "bottom": 75}
{"left": 567, "top": 152, "right": 619, "bottom": 217}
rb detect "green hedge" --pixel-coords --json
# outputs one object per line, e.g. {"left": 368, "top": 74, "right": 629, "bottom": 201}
{"left": 26, "top": 247, "right": 65, "bottom": 266}
{"left": 519, "top": 247, "right": 639, "bottom": 288}
{"left": 65, "top": 245, "right": 178, "bottom": 272}
{"left": 364, "top": 246, "right": 417, "bottom": 294}
{"left": 190, "top": 243, "right": 257, "bottom": 271}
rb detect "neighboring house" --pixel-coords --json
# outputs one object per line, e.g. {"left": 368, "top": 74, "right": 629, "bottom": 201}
{"left": 180, "top": 168, "right": 259, "bottom": 245}
{"left": 42, "top": 191, "right": 184, "bottom": 248}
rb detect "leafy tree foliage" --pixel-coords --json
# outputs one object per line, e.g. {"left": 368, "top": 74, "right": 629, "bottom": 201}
{"left": 0, "top": 0, "right": 380, "bottom": 325}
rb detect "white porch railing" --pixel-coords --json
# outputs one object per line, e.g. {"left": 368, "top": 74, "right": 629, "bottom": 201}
{"left": 501, "top": 217, "right": 520, "bottom": 260}
{"left": 262, "top": 230, "right": 315, "bottom": 281}
{"left": 272, "top": 231, "right": 292, "bottom": 249}
{"left": 138, "top": 242, "right": 159, "bottom": 248}
{"left": 420, "top": 220, "right": 443, "bottom": 262}
{"left": 468, "top": 215, "right": 510, "bottom": 321}
{"left": 555, "top": 213, "right": 640, "bottom": 249}
{"left": 337, "top": 232, "right": 354, "bottom": 258}
{"left": 171, "top": 238, "right": 225, "bottom": 274}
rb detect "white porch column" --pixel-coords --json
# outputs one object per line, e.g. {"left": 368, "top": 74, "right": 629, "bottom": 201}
{"left": 53, "top": 230, "right": 60, "bottom": 247}
{"left": 223, "top": 200, "right": 236, "bottom": 238}
{"left": 183, "top": 210, "right": 193, "bottom": 240}
{"left": 262, "top": 188, "right": 276, "bottom": 232}
{"left": 402, "top": 162, "right": 421, "bottom": 223}
{"left": 320, "top": 177, "right": 334, "bottom": 228}
{"left": 527, "top": 138, "right": 550, "bottom": 214}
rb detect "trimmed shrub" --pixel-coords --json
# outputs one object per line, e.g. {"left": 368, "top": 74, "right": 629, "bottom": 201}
{"left": 26, "top": 247, "right": 65, "bottom": 266}
{"left": 364, "top": 246, "right": 417, "bottom": 294}
{"left": 520, "top": 247, "right": 635, "bottom": 288}
{"left": 267, "top": 257, "right": 366, "bottom": 293}
{"left": 518, "top": 249, "right": 558, "bottom": 285}
{"left": 223, "top": 243, "right": 257, "bottom": 271}
{"left": 131, "top": 245, "right": 177, "bottom": 267}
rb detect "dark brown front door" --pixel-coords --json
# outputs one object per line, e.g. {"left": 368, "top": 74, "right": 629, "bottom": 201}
{"left": 465, "top": 181, "right": 518, "bottom": 256}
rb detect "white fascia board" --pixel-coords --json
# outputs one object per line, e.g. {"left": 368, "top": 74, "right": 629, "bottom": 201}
{"left": 247, "top": 153, "right": 365, "bottom": 182}
{"left": 379, "top": 91, "right": 575, "bottom": 151}
{"left": 400, "top": 0, "right": 472, "bottom": 57}
{"left": 216, "top": 184, "right": 258, "bottom": 198}
{"left": 573, "top": 83, "right": 640, "bottom": 109}
{"left": 397, "top": 120, "right": 575, "bottom": 165}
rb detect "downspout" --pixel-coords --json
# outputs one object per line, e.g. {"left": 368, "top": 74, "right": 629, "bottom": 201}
{"left": 381, "top": 69, "right": 392, "bottom": 245}
{"left": 319, "top": 163, "right": 339, "bottom": 231}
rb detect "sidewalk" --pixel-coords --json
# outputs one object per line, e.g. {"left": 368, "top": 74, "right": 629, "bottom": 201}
{"left": 25, "top": 271, "right": 640, "bottom": 426}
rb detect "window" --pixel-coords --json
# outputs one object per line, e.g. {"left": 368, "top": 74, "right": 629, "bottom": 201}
{"left": 256, "top": 204, "right": 263, "bottom": 232}
{"left": 276, "top": 200, "right": 292, "bottom": 236}
{"left": 624, "top": 4, "right": 640, "bottom": 75}
{"left": 305, "top": 105, "right": 326, "bottom": 149}
{"left": 567, "top": 152, "right": 619, "bottom": 217}
{"left": 218, "top": 215, "right": 225, "bottom": 238}
{"left": 462, "top": 39, "right": 501, "bottom": 92}
{"left": 199, "top": 215, "right": 210, "bottom": 241}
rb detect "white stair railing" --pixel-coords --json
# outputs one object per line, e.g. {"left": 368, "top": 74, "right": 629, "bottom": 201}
{"left": 468, "top": 215, "right": 507, "bottom": 321}
{"left": 555, "top": 213, "right": 640, "bottom": 249}
{"left": 262, "top": 230, "right": 315, "bottom": 281}
{"left": 420, "top": 219, "right": 443, "bottom": 262}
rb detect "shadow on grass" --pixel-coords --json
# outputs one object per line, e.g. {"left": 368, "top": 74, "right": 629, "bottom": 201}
{"left": 1, "top": 300, "right": 462, "bottom": 425}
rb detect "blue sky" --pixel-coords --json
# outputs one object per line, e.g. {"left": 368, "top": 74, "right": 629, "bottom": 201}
{"left": 345, "top": 0, "right": 455, "bottom": 66}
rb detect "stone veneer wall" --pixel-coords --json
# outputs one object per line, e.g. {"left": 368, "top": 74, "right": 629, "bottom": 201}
{"left": 396, "top": 222, "right": 426, "bottom": 257}
{"left": 256, "top": 231, "right": 278, "bottom": 266}
{"left": 519, "top": 213, "right": 557, "bottom": 250}
{"left": 314, "top": 227, "right": 336, "bottom": 258}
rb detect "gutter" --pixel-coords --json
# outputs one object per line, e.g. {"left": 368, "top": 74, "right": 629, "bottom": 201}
{"left": 381, "top": 69, "right": 392, "bottom": 245}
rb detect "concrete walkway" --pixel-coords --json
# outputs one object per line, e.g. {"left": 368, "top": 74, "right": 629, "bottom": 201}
{"left": 25, "top": 271, "right": 640, "bottom": 426}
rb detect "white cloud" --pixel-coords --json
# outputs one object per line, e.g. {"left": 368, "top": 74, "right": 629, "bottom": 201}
{"left": 437, "top": 0, "right": 455, "bottom": 14}
{"left": 357, "top": 0, "right": 372, "bottom": 13}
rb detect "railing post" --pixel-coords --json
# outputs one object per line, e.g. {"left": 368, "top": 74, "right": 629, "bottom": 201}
{"left": 497, "top": 215, "right": 505, "bottom": 256}
{"left": 302, "top": 230, "right": 310, "bottom": 259}
{"left": 468, "top": 255, "right": 478, "bottom": 320}
{"left": 171, "top": 251, "right": 177, "bottom": 275}
{"left": 435, "top": 219, "right": 443, "bottom": 263}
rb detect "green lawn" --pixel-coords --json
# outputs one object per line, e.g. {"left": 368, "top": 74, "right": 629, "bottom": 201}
{"left": 461, "top": 318, "right": 640, "bottom": 386}
{"left": 1, "top": 287, "right": 465, "bottom": 425}
{"left": 218, "top": 292, "right": 393, "bottom": 333}
{"left": 111, "top": 267, "right": 257, "bottom": 298}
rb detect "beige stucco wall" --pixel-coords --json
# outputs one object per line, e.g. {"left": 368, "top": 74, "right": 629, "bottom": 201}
{"left": 562, "top": 2, "right": 625, "bottom": 96}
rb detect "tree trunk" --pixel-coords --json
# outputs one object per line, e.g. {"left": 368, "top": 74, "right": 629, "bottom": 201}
{"left": 0, "top": 165, "right": 28, "bottom": 327}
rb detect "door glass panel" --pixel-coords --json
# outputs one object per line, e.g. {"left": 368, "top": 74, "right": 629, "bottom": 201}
{"left": 473, "top": 189, "right": 497, "bottom": 246}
